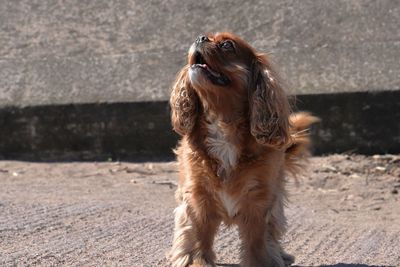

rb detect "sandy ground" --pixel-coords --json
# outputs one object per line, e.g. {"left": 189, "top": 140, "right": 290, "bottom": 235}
{"left": 0, "top": 154, "right": 399, "bottom": 267}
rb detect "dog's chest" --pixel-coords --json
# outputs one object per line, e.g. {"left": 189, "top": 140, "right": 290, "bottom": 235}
{"left": 205, "top": 121, "right": 238, "bottom": 178}
{"left": 217, "top": 190, "right": 239, "bottom": 218}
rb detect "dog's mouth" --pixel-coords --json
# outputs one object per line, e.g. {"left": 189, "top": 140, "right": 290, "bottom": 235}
{"left": 191, "top": 52, "right": 230, "bottom": 86}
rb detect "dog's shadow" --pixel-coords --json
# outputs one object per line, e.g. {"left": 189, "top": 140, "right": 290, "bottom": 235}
{"left": 298, "top": 265, "right": 395, "bottom": 267}
{"left": 217, "top": 264, "right": 393, "bottom": 267}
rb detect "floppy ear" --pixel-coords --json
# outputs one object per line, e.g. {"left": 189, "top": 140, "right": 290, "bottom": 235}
{"left": 170, "top": 66, "right": 199, "bottom": 136}
{"left": 248, "top": 54, "right": 291, "bottom": 149}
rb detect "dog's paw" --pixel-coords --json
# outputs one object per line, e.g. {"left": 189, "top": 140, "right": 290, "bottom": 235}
{"left": 170, "top": 253, "right": 191, "bottom": 267}
{"left": 188, "top": 258, "right": 216, "bottom": 267}
{"left": 169, "top": 253, "right": 216, "bottom": 267}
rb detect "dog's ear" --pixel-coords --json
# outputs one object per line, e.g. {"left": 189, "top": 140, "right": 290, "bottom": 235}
{"left": 248, "top": 54, "right": 291, "bottom": 149}
{"left": 170, "top": 66, "right": 199, "bottom": 136}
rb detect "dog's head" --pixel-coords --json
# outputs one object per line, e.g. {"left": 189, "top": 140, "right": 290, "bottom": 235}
{"left": 170, "top": 32, "right": 290, "bottom": 149}
{"left": 187, "top": 32, "right": 251, "bottom": 89}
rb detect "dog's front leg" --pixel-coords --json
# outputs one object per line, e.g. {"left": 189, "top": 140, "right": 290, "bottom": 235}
{"left": 238, "top": 213, "right": 284, "bottom": 267}
{"left": 237, "top": 194, "right": 293, "bottom": 267}
{"left": 170, "top": 198, "right": 221, "bottom": 267}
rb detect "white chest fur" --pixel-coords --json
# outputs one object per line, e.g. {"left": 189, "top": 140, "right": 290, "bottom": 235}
{"left": 205, "top": 120, "right": 238, "bottom": 178}
{"left": 217, "top": 190, "right": 239, "bottom": 218}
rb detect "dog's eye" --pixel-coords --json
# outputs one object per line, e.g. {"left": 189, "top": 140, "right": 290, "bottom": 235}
{"left": 220, "top": 40, "right": 234, "bottom": 51}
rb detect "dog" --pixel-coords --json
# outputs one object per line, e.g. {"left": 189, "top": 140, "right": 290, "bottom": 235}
{"left": 168, "top": 32, "right": 318, "bottom": 267}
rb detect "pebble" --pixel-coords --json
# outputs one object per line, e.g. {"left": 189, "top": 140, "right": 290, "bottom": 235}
{"left": 321, "top": 165, "right": 338, "bottom": 173}
{"left": 375, "top": 166, "right": 386, "bottom": 172}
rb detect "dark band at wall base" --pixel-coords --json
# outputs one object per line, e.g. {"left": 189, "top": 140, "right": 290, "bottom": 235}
{"left": 0, "top": 102, "right": 177, "bottom": 162}
{"left": 295, "top": 90, "right": 400, "bottom": 155}
{"left": 0, "top": 90, "right": 399, "bottom": 161}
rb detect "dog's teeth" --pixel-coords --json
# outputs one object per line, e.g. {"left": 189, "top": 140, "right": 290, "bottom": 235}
{"left": 195, "top": 63, "right": 222, "bottom": 78}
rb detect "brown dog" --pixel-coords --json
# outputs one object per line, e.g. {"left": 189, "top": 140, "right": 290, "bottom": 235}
{"left": 169, "top": 32, "right": 318, "bottom": 267}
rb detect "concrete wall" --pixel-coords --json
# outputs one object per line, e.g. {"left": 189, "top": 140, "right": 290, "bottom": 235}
{"left": 1, "top": 0, "right": 399, "bottom": 107}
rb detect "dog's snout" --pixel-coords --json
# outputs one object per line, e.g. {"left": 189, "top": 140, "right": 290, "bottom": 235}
{"left": 196, "top": 35, "right": 209, "bottom": 44}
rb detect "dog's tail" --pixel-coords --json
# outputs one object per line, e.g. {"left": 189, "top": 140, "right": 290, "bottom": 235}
{"left": 285, "top": 112, "right": 320, "bottom": 176}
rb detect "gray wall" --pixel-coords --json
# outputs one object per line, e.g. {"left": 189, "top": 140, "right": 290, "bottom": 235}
{"left": 1, "top": 0, "right": 399, "bottom": 107}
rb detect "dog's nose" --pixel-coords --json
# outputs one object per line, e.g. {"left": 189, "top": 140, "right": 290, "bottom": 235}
{"left": 196, "top": 35, "right": 209, "bottom": 44}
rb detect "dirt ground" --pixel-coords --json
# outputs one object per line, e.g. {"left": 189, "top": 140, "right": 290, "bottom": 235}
{"left": 0, "top": 154, "right": 399, "bottom": 267}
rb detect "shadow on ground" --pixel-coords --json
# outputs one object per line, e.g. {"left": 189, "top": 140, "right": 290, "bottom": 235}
{"left": 317, "top": 264, "right": 395, "bottom": 267}
{"left": 217, "top": 264, "right": 393, "bottom": 267}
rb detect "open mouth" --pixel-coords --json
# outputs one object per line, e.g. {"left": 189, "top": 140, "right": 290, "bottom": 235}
{"left": 191, "top": 52, "right": 230, "bottom": 86}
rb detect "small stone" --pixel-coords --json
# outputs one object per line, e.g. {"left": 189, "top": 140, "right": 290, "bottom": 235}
{"left": 372, "top": 155, "right": 381, "bottom": 160}
{"left": 321, "top": 165, "right": 337, "bottom": 173}
{"left": 375, "top": 166, "right": 386, "bottom": 172}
